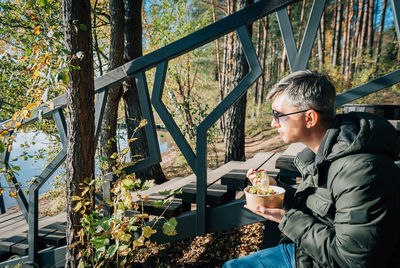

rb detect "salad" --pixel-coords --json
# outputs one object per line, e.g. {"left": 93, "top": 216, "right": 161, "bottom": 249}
{"left": 246, "top": 169, "right": 277, "bottom": 195}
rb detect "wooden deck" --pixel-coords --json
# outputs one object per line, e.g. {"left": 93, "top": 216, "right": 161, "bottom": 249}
{"left": 0, "top": 150, "right": 297, "bottom": 263}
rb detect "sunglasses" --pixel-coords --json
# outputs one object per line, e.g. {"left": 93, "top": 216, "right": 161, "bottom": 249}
{"left": 272, "top": 109, "right": 322, "bottom": 124}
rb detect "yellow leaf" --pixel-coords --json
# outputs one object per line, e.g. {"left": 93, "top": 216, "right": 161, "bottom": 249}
{"left": 80, "top": 229, "right": 85, "bottom": 245}
{"left": 26, "top": 103, "right": 37, "bottom": 110}
{"left": 14, "top": 122, "right": 21, "bottom": 129}
{"left": 22, "top": 110, "right": 30, "bottom": 119}
{"left": 0, "top": 129, "right": 8, "bottom": 137}
{"left": 73, "top": 201, "right": 83, "bottom": 212}
{"left": 33, "top": 26, "right": 41, "bottom": 35}
{"left": 0, "top": 188, "right": 4, "bottom": 196}
{"left": 12, "top": 112, "right": 18, "bottom": 121}
{"left": 142, "top": 226, "right": 156, "bottom": 238}
{"left": 71, "top": 195, "right": 81, "bottom": 201}
{"left": 8, "top": 145, "right": 12, "bottom": 152}
{"left": 118, "top": 245, "right": 131, "bottom": 256}
{"left": 21, "top": 56, "right": 28, "bottom": 61}
{"left": 135, "top": 214, "right": 149, "bottom": 219}
{"left": 33, "top": 69, "right": 40, "bottom": 80}
{"left": 5, "top": 121, "right": 12, "bottom": 128}
{"left": 9, "top": 190, "right": 18, "bottom": 198}
{"left": 132, "top": 236, "right": 144, "bottom": 247}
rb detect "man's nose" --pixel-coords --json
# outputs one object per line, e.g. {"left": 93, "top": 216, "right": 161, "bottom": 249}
{"left": 271, "top": 118, "right": 279, "bottom": 128}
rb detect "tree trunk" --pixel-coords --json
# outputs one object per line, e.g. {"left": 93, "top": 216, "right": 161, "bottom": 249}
{"left": 356, "top": 0, "right": 367, "bottom": 72}
{"left": 366, "top": 0, "right": 375, "bottom": 56}
{"left": 341, "top": 0, "right": 349, "bottom": 74}
{"left": 252, "top": 20, "right": 262, "bottom": 118}
{"left": 345, "top": 0, "right": 354, "bottom": 82}
{"left": 374, "top": 0, "right": 388, "bottom": 64}
{"left": 62, "top": 0, "right": 95, "bottom": 266}
{"left": 349, "top": 0, "right": 358, "bottom": 79}
{"left": 297, "top": 0, "right": 307, "bottom": 47}
{"left": 99, "top": 0, "right": 124, "bottom": 174}
{"left": 123, "top": 0, "right": 166, "bottom": 184}
{"left": 330, "top": 0, "right": 337, "bottom": 64}
{"left": 220, "top": 0, "right": 234, "bottom": 135}
{"left": 223, "top": 0, "right": 253, "bottom": 163}
{"left": 93, "top": 0, "right": 104, "bottom": 76}
{"left": 317, "top": 12, "right": 325, "bottom": 71}
{"left": 332, "top": 0, "right": 342, "bottom": 67}
{"left": 211, "top": 0, "right": 223, "bottom": 126}
{"left": 256, "top": 17, "right": 268, "bottom": 117}
{"left": 281, "top": 6, "right": 290, "bottom": 74}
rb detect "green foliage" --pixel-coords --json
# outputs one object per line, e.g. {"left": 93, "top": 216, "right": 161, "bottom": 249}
{"left": 73, "top": 124, "right": 178, "bottom": 266}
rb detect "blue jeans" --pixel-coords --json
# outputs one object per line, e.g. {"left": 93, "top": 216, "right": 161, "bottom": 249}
{"left": 222, "top": 243, "right": 295, "bottom": 268}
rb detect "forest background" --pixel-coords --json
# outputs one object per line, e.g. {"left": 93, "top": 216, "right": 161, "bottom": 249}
{"left": 0, "top": 0, "right": 399, "bottom": 266}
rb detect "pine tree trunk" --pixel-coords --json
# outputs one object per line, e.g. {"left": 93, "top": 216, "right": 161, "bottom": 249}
{"left": 99, "top": 0, "right": 124, "bottom": 174}
{"left": 367, "top": 0, "right": 375, "bottom": 56}
{"left": 330, "top": 0, "right": 337, "bottom": 64}
{"left": 252, "top": 20, "right": 262, "bottom": 118}
{"left": 332, "top": 0, "right": 342, "bottom": 67}
{"left": 212, "top": 0, "right": 223, "bottom": 126}
{"left": 256, "top": 17, "right": 268, "bottom": 117}
{"left": 349, "top": 0, "right": 358, "bottom": 79}
{"left": 123, "top": 0, "right": 166, "bottom": 184}
{"left": 345, "top": 0, "right": 354, "bottom": 82}
{"left": 221, "top": 0, "right": 234, "bottom": 135}
{"left": 297, "top": 0, "right": 307, "bottom": 47}
{"left": 223, "top": 0, "right": 253, "bottom": 163}
{"left": 63, "top": 0, "right": 95, "bottom": 266}
{"left": 317, "top": 12, "right": 325, "bottom": 71}
{"left": 281, "top": 6, "right": 290, "bottom": 74}
{"left": 341, "top": 0, "right": 350, "bottom": 74}
{"left": 253, "top": 20, "right": 262, "bottom": 105}
{"left": 374, "top": 0, "right": 388, "bottom": 64}
{"left": 356, "top": 0, "right": 367, "bottom": 72}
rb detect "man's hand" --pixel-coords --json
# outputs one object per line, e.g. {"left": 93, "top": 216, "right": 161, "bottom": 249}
{"left": 245, "top": 204, "right": 287, "bottom": 223}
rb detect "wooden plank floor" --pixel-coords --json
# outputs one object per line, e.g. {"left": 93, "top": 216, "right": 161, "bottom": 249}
{"left": 0, "top": 212, "right": 67, "bottom": 257}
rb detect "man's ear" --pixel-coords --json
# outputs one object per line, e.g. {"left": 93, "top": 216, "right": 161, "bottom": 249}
{"left": 305, "top": 110, "right": 319, "bottom": 128}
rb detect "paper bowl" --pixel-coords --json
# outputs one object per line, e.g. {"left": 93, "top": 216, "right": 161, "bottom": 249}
{"left": 244, "top": 185, "right": 285, "bottom": 210}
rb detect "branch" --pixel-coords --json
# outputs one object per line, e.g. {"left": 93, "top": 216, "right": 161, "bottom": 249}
{"left": 93, "top": 11, "right": 111, "bottom": 23}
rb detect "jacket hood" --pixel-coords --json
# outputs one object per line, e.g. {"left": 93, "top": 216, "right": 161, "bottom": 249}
{"left": 296, "top": 112, "right": 400, "bottom": 174}
{"left": 321, "top": 112, "right": 400, "bottom": 162}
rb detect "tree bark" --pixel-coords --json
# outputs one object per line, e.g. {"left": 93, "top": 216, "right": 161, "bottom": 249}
{"left": 223, "top": 0, "right": 253, "bottom": 163}
{"left": 297, "top": 0, "right": 307, "bottom": 47}
{"left": 123, "top": 0, "right": 166, "bottom": 184}
{"left": 366, "top": 0, "right": 375, "bottom": 56}
{"left": 317, "top": 12, "right": 325, "bottom": 71}
{"left": 252, "top": 19, "right": 262, "bottom": 118}
{"left": 356, "top": 0, "right": 367, "bottom": 72}
{"left": 253, "top": 20, "right": 262, "bottom": 105}
{"left": 332, "top": 0, "right": 342, "bottom": 67}
{"left": 256, "top": 17, "right": 268, "bottom": 117}
{"left": 280, "top": 6, "right": 290, "bottom": 74}
{"left": 99, "top": 0, "right": 124, "bottom": 174}
{"left": 220, "top": 0, "right": 234, "bottom": 134}
{"left": 62, "top": 0, "right": 95, "bottom": 266}
{"left": 374, "top": 0, "right": 388, "bottom": 64}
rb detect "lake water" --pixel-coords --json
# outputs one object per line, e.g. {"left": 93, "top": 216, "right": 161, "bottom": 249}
{"left": 1, "top": 128, "right": 174, "bottom": 209}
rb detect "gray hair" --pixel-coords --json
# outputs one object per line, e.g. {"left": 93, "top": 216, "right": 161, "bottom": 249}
{"left": 266, "top": 70, "right": 336, "bottom": 121}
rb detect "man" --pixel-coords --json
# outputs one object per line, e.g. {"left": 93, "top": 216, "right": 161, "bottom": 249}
{"left": 223, "top": 70, "right": 400, "bottom": 267}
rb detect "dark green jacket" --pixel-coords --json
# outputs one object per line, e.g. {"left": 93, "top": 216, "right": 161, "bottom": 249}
{"left": 278, "top": 112, "right": 400, "bottom": 268}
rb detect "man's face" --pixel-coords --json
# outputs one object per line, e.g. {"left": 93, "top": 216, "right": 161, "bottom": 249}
{"left": 270, "top": 93, "right": 308, "bottom": 144}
